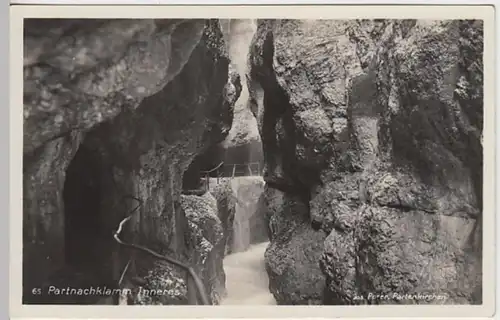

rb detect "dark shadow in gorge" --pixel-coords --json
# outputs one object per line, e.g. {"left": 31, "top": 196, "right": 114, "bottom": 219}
{"left": 59, "top": 144, "right": 117, "bottom": 304}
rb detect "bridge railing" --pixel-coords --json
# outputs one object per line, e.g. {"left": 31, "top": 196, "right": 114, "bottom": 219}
{"left": 225, "top": 162, "right": 262, "bottom": 178}
{"left": 200, "top": 161, "right": 263, "bottom": 189}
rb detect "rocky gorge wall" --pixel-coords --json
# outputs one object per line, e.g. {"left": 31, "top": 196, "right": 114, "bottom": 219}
{"left": 22, "top": 17, "right": 485, "bottom": 307}
{"left": 248, "top": 19, "right": 483, "bottom": 305}
{"left": 23, "top": 19, "right": 241, "bottom": 304}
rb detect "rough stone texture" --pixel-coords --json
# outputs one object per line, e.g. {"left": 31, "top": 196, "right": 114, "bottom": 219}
{"left": 23, "top": 19, "right": 241, "bottom": 304}
{"left": 131, "top": 193, "right": 226, "bottom": 306}
{"left": 210, "top": 178, "right": 237, "bottom": 256}
{"left": 180, "top": 193, "right": 225, "bottom": 304}
{"left": 24, "top": 19, "right": 206, "bottom": 154}
{"left": 181, "top": 65, "right": 242, "bottom": 191}
{"left": 132, "top": 261, "right": 188, "bottom": 305}
{"left": 261, "top": 186, "right": 326, "bottom": 305}
{"left": 249, "top": 19, "right": 483, "bottom": 305}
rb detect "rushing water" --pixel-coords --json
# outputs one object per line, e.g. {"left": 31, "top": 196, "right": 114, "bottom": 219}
{"left": 221, "top": 242, "right": 276, "bottom": 305}
{"left": 217, "top": 19, "right": 275, "bottom": 306}
{"left": 208, "top": 176, "right": 275, "bottom": 305}
{"left": 228, "top": 176, "right": 264, "bottom": 253}
{"left": 231, "top": 204, "right": 251, "bottom": 253}
{"left": 220, "top": 178, "right": 276, "bottom": 305}
{"left": 213, "top": 175, "right": 275, "bottom": 305}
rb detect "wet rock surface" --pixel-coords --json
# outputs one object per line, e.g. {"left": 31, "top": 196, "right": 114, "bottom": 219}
{"left": 262, "top": 187, "right": 326, "bottom": 305}
{"left": 23, "top": 19, "right": 241, "bottom": 304}
{"left": 249, "top": 19, "right": 483, "bottom": 304}
{"left": 180, "top": 193, "right": 225, "bottom": 304}
{"left": 210, "top": 178, "right": 237, "bottom": 256}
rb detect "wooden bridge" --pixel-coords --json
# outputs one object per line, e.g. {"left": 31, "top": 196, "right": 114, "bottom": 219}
{"left": 200, "top": 161, "right": 263, "bottom": 189}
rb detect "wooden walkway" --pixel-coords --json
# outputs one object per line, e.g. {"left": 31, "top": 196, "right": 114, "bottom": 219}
{"left": 200, "top": 162, "right": 263, "bottom": 189}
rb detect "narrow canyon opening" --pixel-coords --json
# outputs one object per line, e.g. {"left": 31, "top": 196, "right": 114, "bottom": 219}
{"left": 217, "top": 19, "right": 275, "bottom": 305}
{"left": 178, "top": 18, "right": 275, "bottom": 305}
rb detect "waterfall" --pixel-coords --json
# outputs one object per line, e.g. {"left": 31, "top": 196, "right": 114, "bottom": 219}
{"left": 220, "top": 176, "right": 275, "bottom": 305}
{"left": 229, "top": 177, "right": 262, "bottom": 253}
{"left": 231, "top": 200, "right": 251, "bottom": 253}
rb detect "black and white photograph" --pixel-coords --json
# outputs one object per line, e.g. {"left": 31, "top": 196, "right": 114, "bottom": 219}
{"left": 12, "top": 3, "right": 495, "bottom": 318}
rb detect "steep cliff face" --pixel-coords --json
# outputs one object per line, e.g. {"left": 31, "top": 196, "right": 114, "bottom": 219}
{"left": 23, "top": 19, "right": 241, "bottom": 304}
{"left": 249, "top": 19, "right": 483, "bottom": 305}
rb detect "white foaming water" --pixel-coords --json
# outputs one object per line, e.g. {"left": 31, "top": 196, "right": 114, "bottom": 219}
{"left": 231, "top": 204, "right": 251, "bottom": 253}
{"left": 221, "top": 242, "right": 276, "bottom": 305}
{"left": 213, "top": 176, "right": 274, "bottom": 305}
{"left": 229, "top": 176, "right": 262, "bottom": 253}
